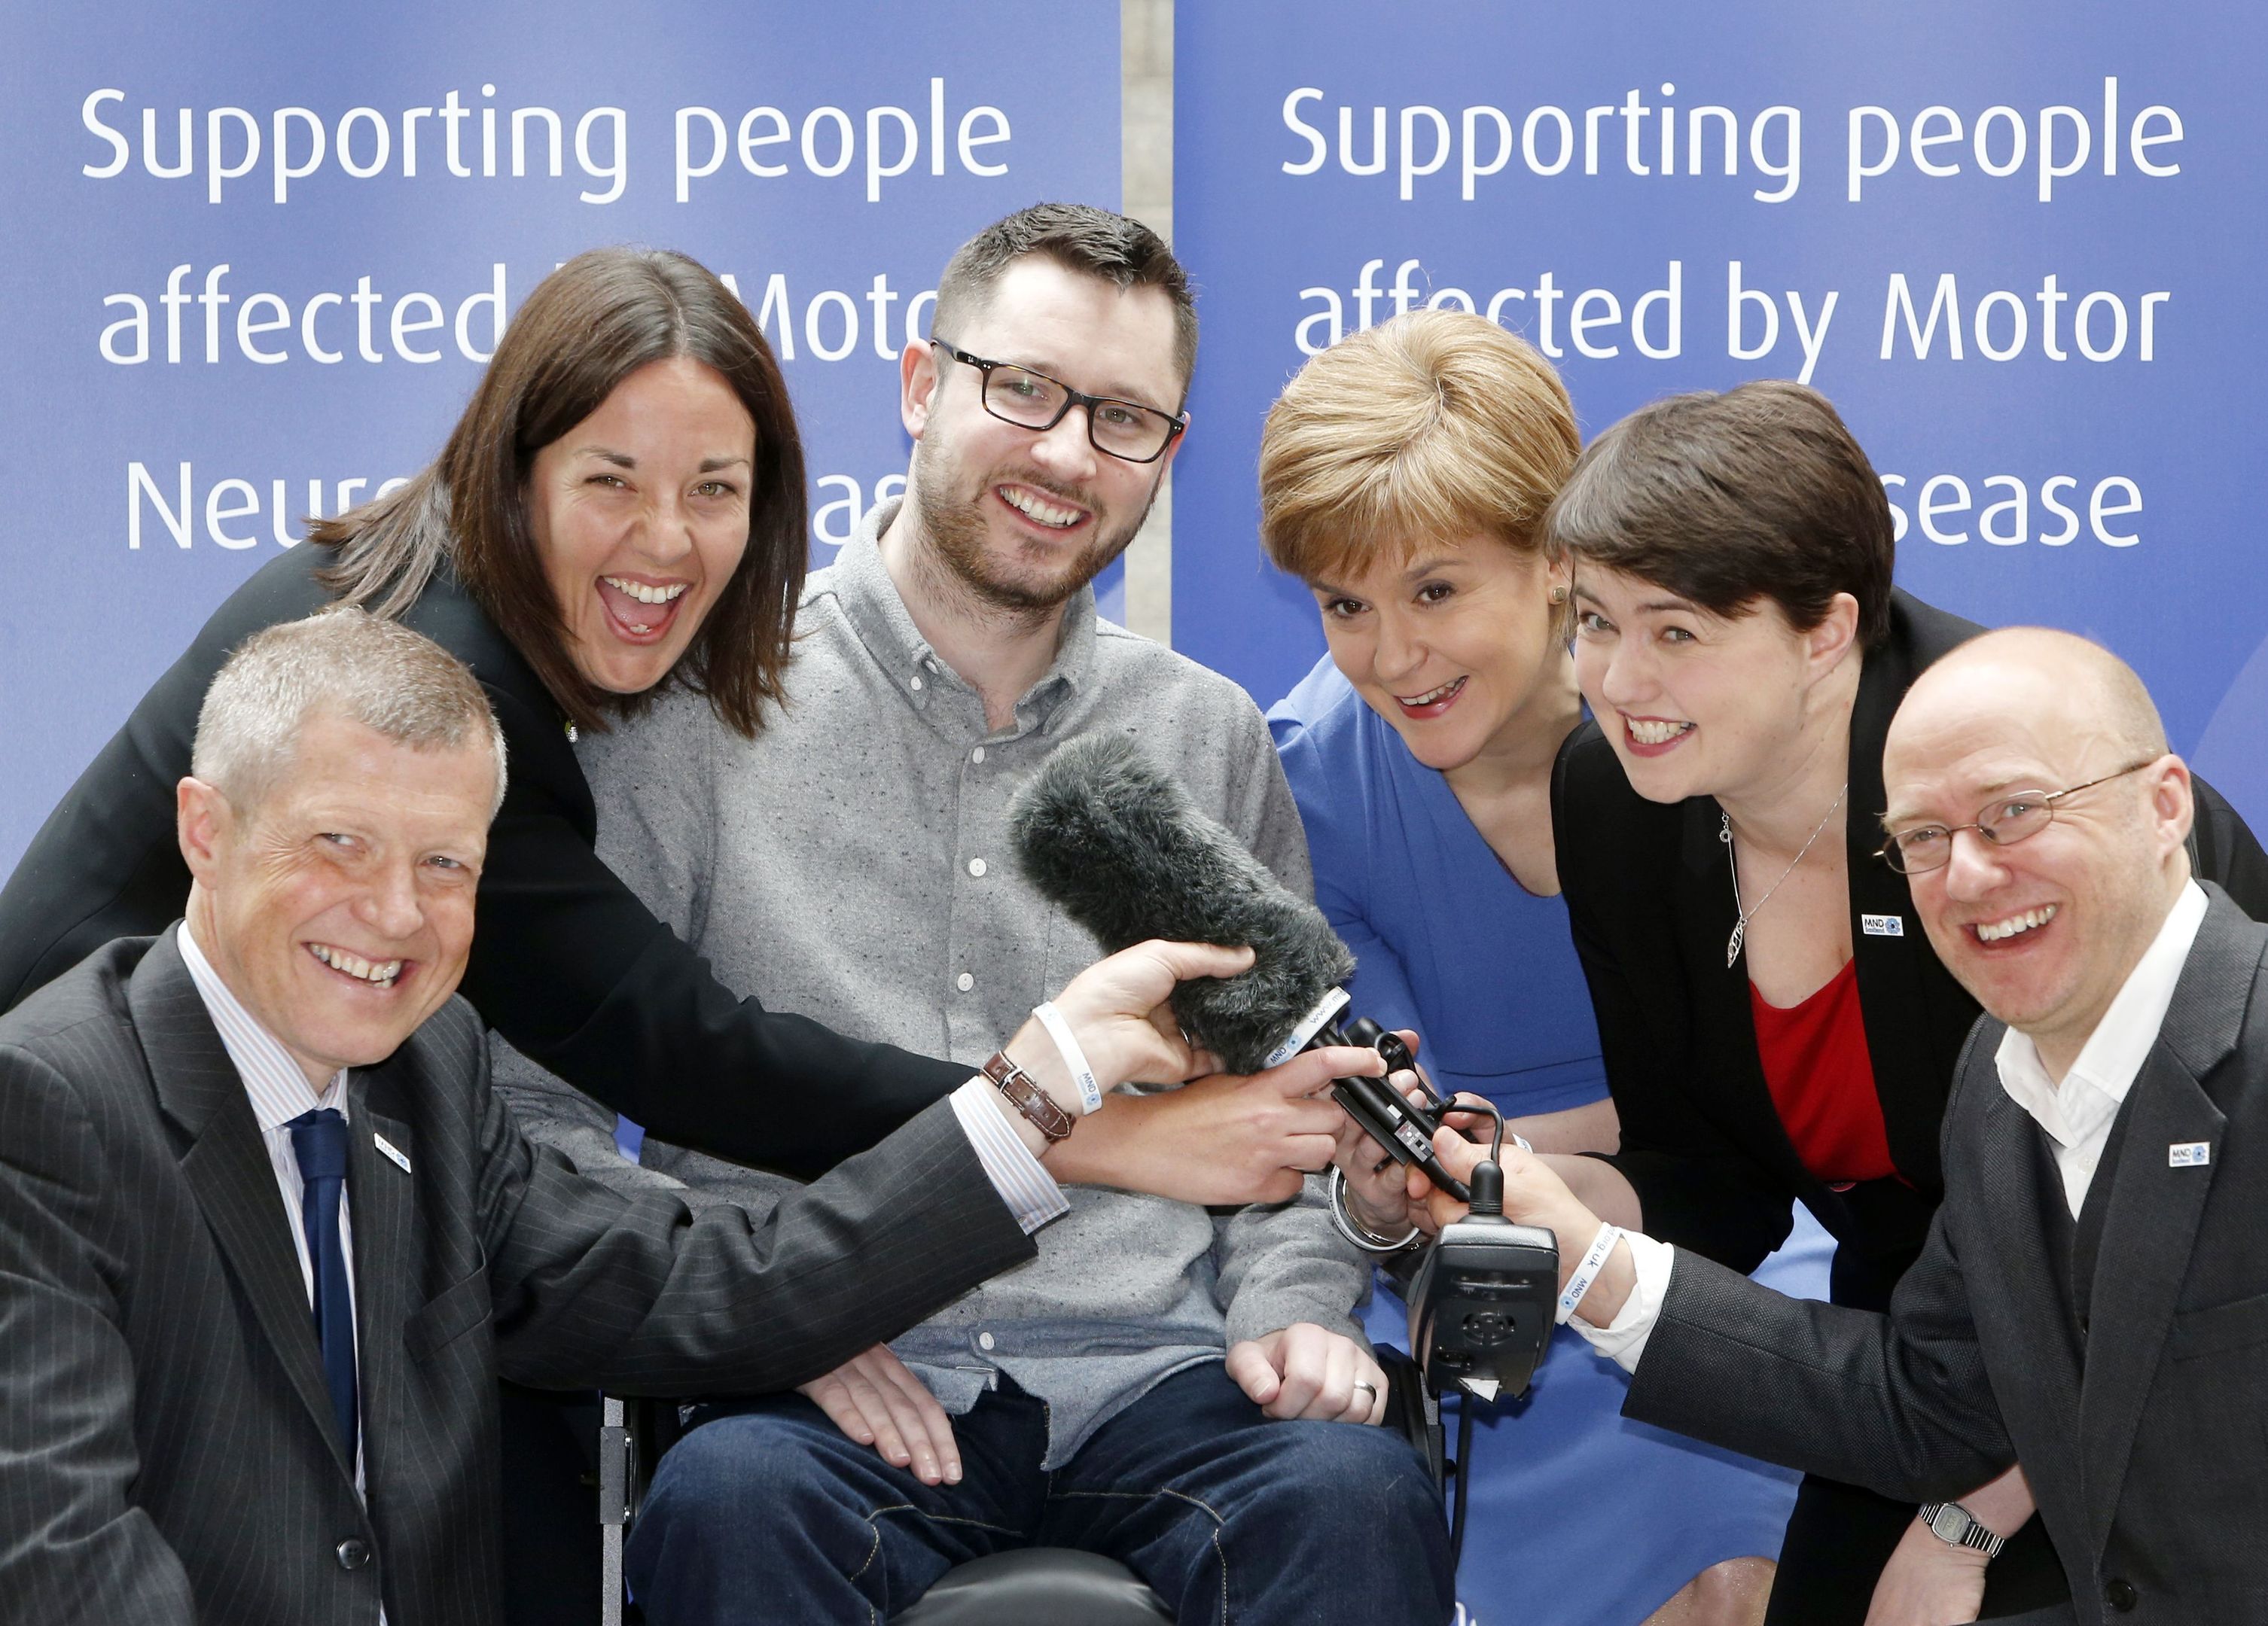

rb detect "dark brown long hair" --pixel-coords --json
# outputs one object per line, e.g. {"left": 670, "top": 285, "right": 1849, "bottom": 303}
{"left": 314, "top": 247, "right": 806, "bottom": 738}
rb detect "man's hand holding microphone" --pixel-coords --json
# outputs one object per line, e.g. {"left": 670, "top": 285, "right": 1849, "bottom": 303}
{"left": 977, "top": 936, "right": 1392, "bottom": 1172}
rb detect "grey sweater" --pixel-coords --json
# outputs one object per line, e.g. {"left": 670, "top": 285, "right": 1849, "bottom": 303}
{"left": 494, "top": 506, "right": 1365, "bottom": 1464}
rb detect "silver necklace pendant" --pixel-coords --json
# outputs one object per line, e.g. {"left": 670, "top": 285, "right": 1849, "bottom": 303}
{"left": 1721, "top": 820, "right": 1745, "bottom": 967}
{"left": 1721, "top": 784, "right": 1846, "bottom": 970}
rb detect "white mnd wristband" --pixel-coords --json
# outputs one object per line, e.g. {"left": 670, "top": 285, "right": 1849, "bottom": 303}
{"left": 1032, "top": 1001, "right": 1104, "bottom": 1116}
{"left": 1556, "top": 1223, "right": 1623, "bottom": 1326}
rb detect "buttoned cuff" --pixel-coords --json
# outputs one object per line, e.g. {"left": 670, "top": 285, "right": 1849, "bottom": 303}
{"left": 950, "top": 1078, "right": 1072, "bottom": 1235}
{"left": 1568, "top": 1229, "right": 1675, "bottom": 1373}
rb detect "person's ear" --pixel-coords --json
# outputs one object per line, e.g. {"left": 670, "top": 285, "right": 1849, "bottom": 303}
{"left": 901, "top": 340, "right": 940, "bottom": 440}
{"left": 1154, "top": 410, "right": 1190, "bottom": 476}
{"left": 176, "top": 776, "right": 235, "bottom": 885}
{"left": 1542, "top": 552, "right": 1574, "bottom": 635}
{"left": 2146, "top": 754, "right": 2196, "bottom": 866}
{"left": 1804, "top": 592, "right": 1862, "bottom": 678}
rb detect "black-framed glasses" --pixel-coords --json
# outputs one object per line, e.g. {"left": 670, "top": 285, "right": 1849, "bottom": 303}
{"left": 1874, "top": 760, "right": 2159, "bottom": 875}
{"left": 931, "top": 340, "right": 1187, "bottom": 464}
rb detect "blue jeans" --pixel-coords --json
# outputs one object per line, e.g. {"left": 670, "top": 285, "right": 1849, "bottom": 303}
{"left": 626, "top": 1363, "right": 1455, "bottom": 1625}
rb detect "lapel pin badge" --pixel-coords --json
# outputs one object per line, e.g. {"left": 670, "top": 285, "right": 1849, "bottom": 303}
{"left": 373, "top": 1134, "right": 413, "bottom": 1174}
{"left": 2168, "top": 1141, "right": 2211, "bottom": 1168}
{"left": 1861, "top": 914, "right": 1905, "bottom": 937}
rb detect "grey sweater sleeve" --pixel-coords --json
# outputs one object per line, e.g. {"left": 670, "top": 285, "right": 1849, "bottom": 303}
{"left": 1209, "top": 701, "right": 1367, "bottom": 1347}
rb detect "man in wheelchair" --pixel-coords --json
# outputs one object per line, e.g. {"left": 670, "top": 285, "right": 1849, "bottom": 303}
{"left": 498, "top": 205, "right": 1456, "bottom": 1626}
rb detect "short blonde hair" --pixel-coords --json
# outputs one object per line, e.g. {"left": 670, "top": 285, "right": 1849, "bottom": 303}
{"left": 1258, "top": 309, "right": 1579, "bottom": 588}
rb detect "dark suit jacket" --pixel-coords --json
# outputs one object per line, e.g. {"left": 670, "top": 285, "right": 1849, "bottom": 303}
{"left": 1552, "top": 589, "right": 2268, "bottom": 1308}
{"left": 1623, "top": 888, "right": 2268, "bottom": 1625}
{"left": 0, "top": 543, "right": 972, "bottom": 1180}
{"left": 0, "top": 931, "right": 1035, "bottom": 1625}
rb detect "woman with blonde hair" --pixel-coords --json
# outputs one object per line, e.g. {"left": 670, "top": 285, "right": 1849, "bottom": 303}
{"left": 1261, "top": 309, "right": 1805, "bottom": 1625}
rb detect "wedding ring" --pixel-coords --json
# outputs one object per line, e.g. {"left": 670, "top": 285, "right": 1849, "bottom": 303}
{"left": 1352, "top": 1380, "right": 1378, "bottom": 1400}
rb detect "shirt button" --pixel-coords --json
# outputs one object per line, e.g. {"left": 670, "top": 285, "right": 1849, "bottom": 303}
{"left": 337, "top": 1537, "right": 371, "bottom": 1571}
{"left": 956, "top": 972, "right": 974, "bottom": 992}
{"left": 978, "top": 1332, "right": 996, "bottom": 1351}
{"left": 910, "top": 674, "right": 924, "bottom": 692}
{"left": 968, "top": 857, "right": 987, "bottom": 877}
{"left": 2104, "top": 1578, "right": 2138, "bottom": 1612}
{"left": 971, "top": 746, "right": 986, "bottom": 764}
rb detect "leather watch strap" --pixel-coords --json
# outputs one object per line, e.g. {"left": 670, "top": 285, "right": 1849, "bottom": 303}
{"left": 982, "top": 1051, "right": 1074, "bottom": 1143}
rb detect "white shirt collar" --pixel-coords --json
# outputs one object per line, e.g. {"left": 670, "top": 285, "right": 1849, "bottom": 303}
{"left": 1994, "top": 879, "right": 2209, "bottom": 1148}
{"left": 178, "top": 923, "right": 350, "bottom": 1131}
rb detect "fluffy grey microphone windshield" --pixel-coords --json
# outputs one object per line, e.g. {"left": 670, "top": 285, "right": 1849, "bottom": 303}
{"left": 1011, "top": 733, "right": 1355, "bottom": 1073}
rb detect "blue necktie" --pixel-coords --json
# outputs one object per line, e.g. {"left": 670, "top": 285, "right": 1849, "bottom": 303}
{"left": 288, "top": 1107, "right": 358, "bottom": 1466}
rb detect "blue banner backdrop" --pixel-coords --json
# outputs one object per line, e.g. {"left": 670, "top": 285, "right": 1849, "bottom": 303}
{"left": 0, "top": 1, "right": 1120, "bottom": 872}
{"left": 1172, "top": 3, "right": 2268, "bottom": 827}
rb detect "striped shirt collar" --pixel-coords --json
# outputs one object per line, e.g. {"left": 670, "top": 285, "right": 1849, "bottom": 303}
{"left": 178, "top": 923, "right": 350, "bottom": 1132}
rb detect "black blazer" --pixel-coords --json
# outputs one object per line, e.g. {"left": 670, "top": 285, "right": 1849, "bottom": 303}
{"left": 1551, "top": 589, "right": 2268, "bottom": 1308}
{"left": 0, "top": 544, "right": 972, "bottom": 1180}
{"left": 1625, "top": 888, "right": 2268, "bottom": 1624}
{"left": 0, "top": 930, "right": 1033, "bottom": 1626}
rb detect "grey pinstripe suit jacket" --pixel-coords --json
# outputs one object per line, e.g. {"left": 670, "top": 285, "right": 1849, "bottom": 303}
{"left": 0, "top": 928, "right": 1035, "bottom": 1625}
{"left": 1621, "top": 887, "right": 2268, "bottom": 1625}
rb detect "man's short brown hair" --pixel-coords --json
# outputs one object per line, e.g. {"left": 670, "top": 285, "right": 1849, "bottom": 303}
{"left": 1544, "top": 380, "right": 1896, "bottom": 648}
{"left": 1258, "top": 310, "right": 1578, "bottom": 591}
{"left": 931, "top": 202, "right": 1198, "bottom": 394}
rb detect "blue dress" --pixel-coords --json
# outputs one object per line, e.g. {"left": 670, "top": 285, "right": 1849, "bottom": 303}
{"left": 1270, "top": 656, "right": 1818, "bottom": 1626}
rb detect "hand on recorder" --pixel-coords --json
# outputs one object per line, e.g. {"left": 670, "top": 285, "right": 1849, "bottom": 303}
{"left": 797, "top": 1345, "right": 960, "bottom": 1486}
{"left": 1225, "top": 1323, "right": 1388, "bottom": 1425}
{"left": 1059, "top": 1044, "right": 1387, "bottom": 1204}
{"left": 1420, "top": 1131, "right": 1631, "bottom": 1303}
{"left": 1328, "top": 1034, "right": 1479, "bottom": 1239}
{"left": 1417, "top": 1130, "right": 1587, "bottom": 1231}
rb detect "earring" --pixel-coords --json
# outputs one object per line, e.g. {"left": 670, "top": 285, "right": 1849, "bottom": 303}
{"left": 1548, "top": 586, "right": 1569, "bottom": 604}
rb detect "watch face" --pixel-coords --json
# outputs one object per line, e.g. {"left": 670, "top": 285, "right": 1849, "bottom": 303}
{"left": 1929, "top": 1506, "right": 1969, "bottom": 1542}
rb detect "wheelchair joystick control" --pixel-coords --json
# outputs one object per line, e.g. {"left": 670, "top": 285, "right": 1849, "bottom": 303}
{"left": 1408, "top": 1156, "right": 1556, "bottom": 1405}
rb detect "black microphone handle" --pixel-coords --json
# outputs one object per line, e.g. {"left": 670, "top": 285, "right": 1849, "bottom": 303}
{"left": 1310, "top": 1019, "right": 1473, "bottom": 1204}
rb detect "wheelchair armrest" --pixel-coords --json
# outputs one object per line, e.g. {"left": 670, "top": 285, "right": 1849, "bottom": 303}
{"left": 1373, "top": 1347, "right": 1444, "bottom": 1493}
{"left": 601, "top": 1393, "right": 692, "bottom": 1626}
